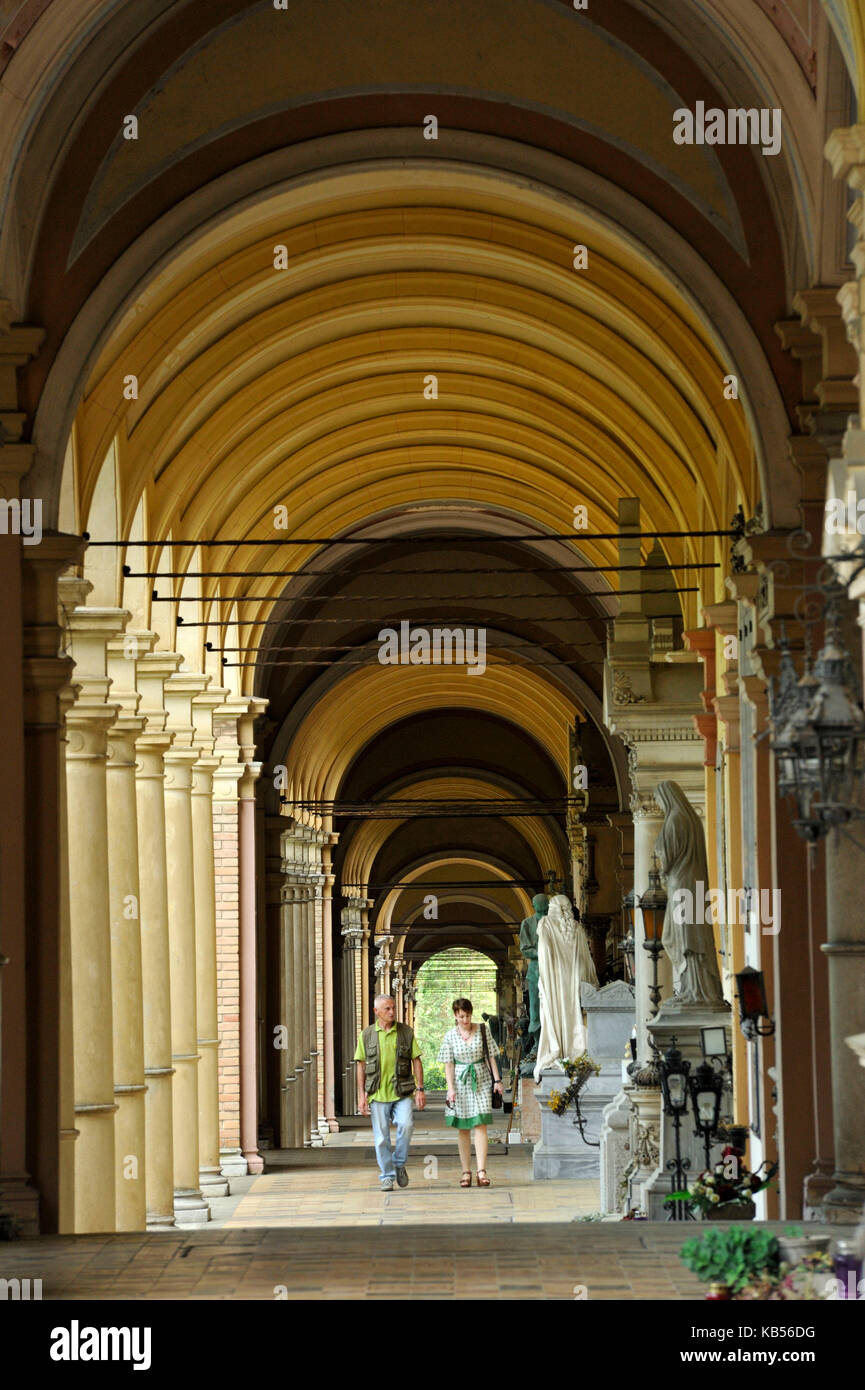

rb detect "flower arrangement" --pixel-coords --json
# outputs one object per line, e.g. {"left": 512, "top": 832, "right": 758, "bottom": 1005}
{"left": 734, "top": 1248, "right": 834, "bottom": 1301}
{"left": 547, "top": 1053, "right": 602, "bottom": 1146}
{"left": 547, "top": 1053, "right": 601, "bottom": 1116}
{"left": 669, "top": 1144, "right": 777, "bottom": 1217}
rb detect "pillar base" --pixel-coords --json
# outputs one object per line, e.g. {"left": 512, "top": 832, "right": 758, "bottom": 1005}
{"left": 243, "top": 1149, "right": 265, "bottom": 1174}
{"left": 0, "top": 1178, "right": 40, "bottom": 1236}
{"left": 199, "top": 1166, "right": 229, "bottom": 1199}
{"left": 803, "top": 1163, "right": 835, "bottom": 1219}
{"left": 173, "top": 1189, "right": 211, "bottom": 1226}
{"left": 219, "top": 1148, "right": 248, "bottom": 1178}
{"left": 146, "top": 1211, "right": 177, "bottom": 1230}
{"left": 820, "top": 1174, "right": 865, "bottom": 1223}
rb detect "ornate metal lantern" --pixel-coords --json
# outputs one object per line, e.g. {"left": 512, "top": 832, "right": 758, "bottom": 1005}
{"left": 689, "top": 1059, "right": 724, "bottom": 1168}
{"left": 734, "top": 965, "right": 775, "bottom": 1040}
{"left": 771, "top": 598, "right": 865, "bottom": 844}
{"left": 639, "top": 855, "right": 667, "bottom": 1013}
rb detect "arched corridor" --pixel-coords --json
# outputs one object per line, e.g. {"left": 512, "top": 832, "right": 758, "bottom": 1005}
{"left": 1, "top": 0, "right": 865, "bottom": 1330}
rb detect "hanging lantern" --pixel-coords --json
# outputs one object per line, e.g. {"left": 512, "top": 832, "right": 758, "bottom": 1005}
{"left": 639, "top": 855, "right": 668, "bottom": 943}
{"left": 771, "top": 597, "right": 865, "bottom": 844}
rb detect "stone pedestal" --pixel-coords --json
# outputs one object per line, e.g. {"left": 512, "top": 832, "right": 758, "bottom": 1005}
{"left": 628, "top": 1077, "right": 662, "bottom": 1213}
{"left": 642, "top": 1000, "right": 731, "bottom": 1220}
{"left": 519, "top": 1079, "right": 542, "bottom": 1144}
{"left": 533, "top": 980, "right": 635, "bottom": 1180}
{"left": 600, "top": 1088, "right": 632, "bottom": 1214}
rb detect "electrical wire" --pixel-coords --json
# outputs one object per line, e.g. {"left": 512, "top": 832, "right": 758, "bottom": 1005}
{"left": 128, "top": 561, "right": 719, "bottom": 579}
{"left": 85, "top": 527, "right": 735, "bottom": 547}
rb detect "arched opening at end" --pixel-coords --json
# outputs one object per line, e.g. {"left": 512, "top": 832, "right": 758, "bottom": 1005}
{"left": 414, "top": 947, "right": 498, "bottom": 1092}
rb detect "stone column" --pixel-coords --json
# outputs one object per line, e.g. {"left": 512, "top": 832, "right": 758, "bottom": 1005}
{"left": 308, "top": 830, "right": 327, "bottom": 1142}
{"left": 135, "top": 647, "right": 180, "bottom": 1227}
{"left": 17, "top": 535, "right": 84, "bottom": 1233}
{"left": 60, "top": 583, "right": 124, "bottom": 1233}
{"left": 163, "top": 671, "right": 210, "bottom": 1225}
{"left": 630, "top": 791, "right": 669, "bottom": 1063}
{"left": 820, "top": 820, "right": 865, "bottom": 1219}
{"left": 287, "top": 879, "right": 305, "bottom": 1147}
{"left": 300, "top": 838, "right": 315, "bottom": 1147}
{"left": 191, "top": 685, "right": 228, "bottom": 1201}
{"left": 320, "top": 832, "right": 339, "bottom": 1132}
{"left": 105, "top": 634, "right": 148, "bottom": 1230}
{"left": 341, "top": 902, "right": 364, "bottom": 1114}
{"left": 239, "top": 753, "right": 265, "bottom": 1173}
{"left": 280, "top": 872, "right": 301, "bottom": 1145}
{"left": 0, "top": 319, "right": 46, "bottom": 1230}
{"left": 212, "top": 702, "right": 249, "bottom": 1179}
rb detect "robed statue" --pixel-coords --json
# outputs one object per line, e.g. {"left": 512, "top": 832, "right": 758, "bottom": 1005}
{"left": 533, "top": 894, "right": 598, "bottom": 1080}
{"left": 653, "top": 781, "right": 724, "bottom": 1006}
{"left": 519, "top": 892, "right": 548, "bottom": 1063}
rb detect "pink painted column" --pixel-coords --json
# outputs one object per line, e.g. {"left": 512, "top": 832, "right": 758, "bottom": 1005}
{"left": 237, "top": 694, "right": 266, "bottom": 1173}
{"left": 322, "top": 849, "right": 338, "bottom": 1132}
{"left": 239, "top": 768, "right": 263, "bottom": 1173}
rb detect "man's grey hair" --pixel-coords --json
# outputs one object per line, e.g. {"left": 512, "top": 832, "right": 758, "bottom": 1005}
{"left": 373, "top": 993, "right": 395, "bottom": 1008}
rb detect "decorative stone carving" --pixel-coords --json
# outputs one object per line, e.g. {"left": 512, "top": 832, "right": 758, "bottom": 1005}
{"left": 613, "top": 670, "right": 646, "bottom": 705}
{"left": 599, "top": 1088, "right": 632, "bottom": 1214}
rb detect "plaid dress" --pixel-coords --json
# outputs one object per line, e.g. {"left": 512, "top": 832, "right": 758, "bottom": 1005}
{"left": 438, "top": 1023, "right": 500, "bottom": 1129}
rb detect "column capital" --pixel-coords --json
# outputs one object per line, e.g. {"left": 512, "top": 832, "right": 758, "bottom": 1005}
{"left": 191, "top": 757, "right": 220, "bottom": 795}
{"left": 164, "top": 670, "right": 210, "bottom": 748}
{"left": 825, "top": 124, "right": 865, "bottom": 186}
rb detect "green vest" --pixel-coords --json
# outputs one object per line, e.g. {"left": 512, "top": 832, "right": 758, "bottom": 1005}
{"left": 362, "top": 1022, "right": 416, "bottom": 1097}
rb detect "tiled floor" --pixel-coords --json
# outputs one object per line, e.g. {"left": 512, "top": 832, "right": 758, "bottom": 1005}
{"left": 225, "top": 1156, "right": 600, "bottom": 1227}
{"left": 4, "top": 1108, "right": 840, "bottom": 1300}
{"left": 6, "top": 1224, "right": 707, "bottom": 1300}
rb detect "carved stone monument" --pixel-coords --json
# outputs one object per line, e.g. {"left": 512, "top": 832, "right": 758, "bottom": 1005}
{"left": 533, "top": 979, "right": 635, "bottom": 1181}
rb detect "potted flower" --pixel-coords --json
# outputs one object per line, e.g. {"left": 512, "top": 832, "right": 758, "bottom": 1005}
{"left": 735, "top": 1248, "right": 834, "bottom": 1300}
{"left": 667, "top": 1147, "right": 777, "bottom": 1220}
{"left": 679, "top": 1225, "right": 780, "bottom": 1299}
{"left": 776, "top": 1225, "right": 832, "bottom": 1266}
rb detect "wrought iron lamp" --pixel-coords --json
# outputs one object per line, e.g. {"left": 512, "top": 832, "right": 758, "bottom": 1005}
{"left": 639, "top": 856, "right": 667, "bottom": 1014}
{"left": 770, "top": 597, "right": 865, "bottom": 848}
{"left": 689, "top": 1059, "right": 725, "bottom": 1169}
{"left": 658, "top": 1037, "right": 694, "bottom": 1221}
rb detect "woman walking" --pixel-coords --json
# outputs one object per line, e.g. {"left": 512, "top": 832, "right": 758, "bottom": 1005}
{"left": 438, "top": 997, "right": 503, "bottom": 1187}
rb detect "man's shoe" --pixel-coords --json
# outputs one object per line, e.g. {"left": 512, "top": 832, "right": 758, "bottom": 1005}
{"left": 396, "top": 1166, "right": 409, "bottom": 1188}
{"left": 380, "top": 1177, "right": 395, "bottom": 1191}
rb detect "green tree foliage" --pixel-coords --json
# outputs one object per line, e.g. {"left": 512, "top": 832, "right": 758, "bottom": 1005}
{"left": 413, "top": 948, "right": 497, "bottom": 1089}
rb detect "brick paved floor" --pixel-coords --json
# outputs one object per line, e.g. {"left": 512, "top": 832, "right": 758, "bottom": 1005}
{"left": 3, "top": 1109, "right": 846, "bottom": 1300}
{"left": 6, "top": 1223, "right": 709, "bottom": 1300}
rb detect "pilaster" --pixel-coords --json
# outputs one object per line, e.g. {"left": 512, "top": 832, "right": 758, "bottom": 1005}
{"left": 163, "top": 671, "right": 211, "bottom": 1225}
{"left": 105, "top": 633, "right": 148, "bottom": 1230}
{"left": 60, "top": 584, "right": 125, "bottom": 1233}
{"left": 134, "top": 645, "right": 180, "bottom": 1227}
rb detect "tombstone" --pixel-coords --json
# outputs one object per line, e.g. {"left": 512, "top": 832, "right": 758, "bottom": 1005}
{"left": 533, "top": 980, "right": 635, "bottom": 1180}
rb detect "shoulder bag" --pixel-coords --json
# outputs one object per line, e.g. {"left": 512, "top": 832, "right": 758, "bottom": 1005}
{"left": 481, "top": 1023, "right": 503, "bottom": 1108}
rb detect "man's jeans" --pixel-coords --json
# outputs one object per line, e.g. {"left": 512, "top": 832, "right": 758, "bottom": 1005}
{"left": 369, "top": 1096, "right": 414, "bottom": 1184}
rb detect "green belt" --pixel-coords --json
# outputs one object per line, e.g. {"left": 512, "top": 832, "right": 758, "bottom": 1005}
{"left": 458, "top": 1061, "right": 481, "bottom": 1090}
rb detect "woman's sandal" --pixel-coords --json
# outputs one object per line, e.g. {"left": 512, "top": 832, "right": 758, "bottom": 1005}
{"left": 476, "top": 1169, "right": 491, "bottom": 1187}
{"left": 460, "top": 1171, "right": 472, "bottom": 1188}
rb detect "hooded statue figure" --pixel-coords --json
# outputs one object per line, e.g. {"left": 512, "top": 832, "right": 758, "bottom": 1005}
{"left": 653, "top": 781, "right": 724, "bottom": 1006}
{"left": 533, "top": 894, "right": 598, "bottom": 1080}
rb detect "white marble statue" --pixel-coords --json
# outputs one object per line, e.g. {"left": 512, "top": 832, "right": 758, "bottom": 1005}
{"left": 533, "top": 893, "right": 599, "bottom": 1080}
{"left": 653, "top": 780, "right": 724, "bottom": 1005}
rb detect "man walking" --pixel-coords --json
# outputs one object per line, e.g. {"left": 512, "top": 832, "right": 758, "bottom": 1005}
{"left": 355, "top": 994, "right": 425, "bottom": 1191}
